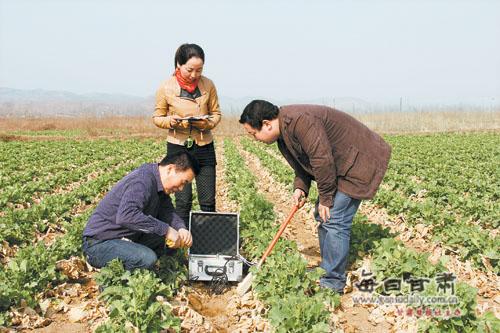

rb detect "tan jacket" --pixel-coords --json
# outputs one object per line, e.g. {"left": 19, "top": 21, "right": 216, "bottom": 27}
{"left": 277, "top": 105, "right": 392, "bottom": 207}
{"left": 153, "top": 75, "right": 221, "bottom": 146}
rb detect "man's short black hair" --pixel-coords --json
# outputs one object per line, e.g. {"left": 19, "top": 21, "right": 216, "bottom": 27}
{"left": 239, "top": 100, "right": 280, "bottom": 131}
{"left": 159, "top": 152, "right": 201, "bottom": 176}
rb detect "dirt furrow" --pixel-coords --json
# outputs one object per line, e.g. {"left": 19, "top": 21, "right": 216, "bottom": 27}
{"left": 172, "top": 140, "right": 270, "bottom": 333}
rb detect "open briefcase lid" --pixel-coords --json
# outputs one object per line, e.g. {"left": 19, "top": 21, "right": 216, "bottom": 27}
{"left": 188, "top": 211, "right": 240, "bottom": 257}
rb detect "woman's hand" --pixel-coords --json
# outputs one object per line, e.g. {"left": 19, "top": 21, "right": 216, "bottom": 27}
{"left": 191, "top": 119, "right": 210, "bottom": 131}
{"left": 170, "top": 115, "right": 189, "bottom": 129}
{"left": 170, "top": 115, "right": 182, "bottom": 128}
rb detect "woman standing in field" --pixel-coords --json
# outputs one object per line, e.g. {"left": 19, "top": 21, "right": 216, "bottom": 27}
{"left": 153, "top": 43, "right": 221, "bottom": 223}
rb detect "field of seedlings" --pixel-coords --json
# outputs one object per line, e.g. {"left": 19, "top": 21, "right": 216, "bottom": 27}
{"left": 0, "top": 131, "right": 499, "bottom": 332}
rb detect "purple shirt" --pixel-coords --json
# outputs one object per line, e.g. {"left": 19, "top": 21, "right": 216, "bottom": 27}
{"left": 83, "top": 163, "right": 186, "bottom": 240}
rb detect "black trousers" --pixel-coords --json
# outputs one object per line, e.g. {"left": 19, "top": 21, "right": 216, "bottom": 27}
{"left": 175, "top": 165, "right": 216, "bottom": 223}
{"left": 166, "top": 142, "right": 217, "bottom": 224}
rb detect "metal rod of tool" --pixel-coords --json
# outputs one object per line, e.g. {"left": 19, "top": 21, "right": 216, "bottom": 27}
{"left": 237, "top": 203, "right": 300, "bottom": 295}
{"left": 255, "top": 204, "right": 299, "bottom": 268}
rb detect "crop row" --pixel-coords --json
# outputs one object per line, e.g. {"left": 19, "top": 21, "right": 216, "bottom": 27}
{"left": 383, "top": 133, "right": 499, "bottom": 230}
{"left": 224, "top": 138, "right": 340, "bottom": 332}
{"left": 91, "top": 251, "right": 185, "bottom": 331}
{"left": 0, "top": 140, "right": 139, "bottom": 189}
{"left": 1, "top": 149, "right": 125, "bottom": 211}
{"left": 375, "top": 133, "right": 498, "bottom": 272}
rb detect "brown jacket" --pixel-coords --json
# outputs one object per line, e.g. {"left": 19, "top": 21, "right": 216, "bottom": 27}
{"left": 153, "top": 75, "right": 221, "bottom": 146}
{"left": 277, "top": 105, "right": 391, "bottom": 207}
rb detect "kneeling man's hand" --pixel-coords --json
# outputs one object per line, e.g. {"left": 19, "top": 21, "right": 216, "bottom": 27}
{"left": 165, "top": 227, "right": 182, "bottom": 248}
{"left": 178, "top": 228, "right": 193, "bottom": 248}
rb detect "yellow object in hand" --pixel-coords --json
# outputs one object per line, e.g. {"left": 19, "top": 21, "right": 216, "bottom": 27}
{"left": 166, "top": 239, "right": 175, "bottom": 248}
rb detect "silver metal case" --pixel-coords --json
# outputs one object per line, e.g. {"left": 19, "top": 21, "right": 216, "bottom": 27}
{"left": 188, "top": 211, "right": 243, "bottom": 282}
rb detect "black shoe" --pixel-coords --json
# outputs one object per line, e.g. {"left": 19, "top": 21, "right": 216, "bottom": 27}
{"left": 319, "top": 282, "right": 344, "bottom": 295}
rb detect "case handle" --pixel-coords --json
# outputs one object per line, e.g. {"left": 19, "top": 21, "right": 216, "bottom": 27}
{"left": 204, "top": 265, "right": 226, "bottom": 277}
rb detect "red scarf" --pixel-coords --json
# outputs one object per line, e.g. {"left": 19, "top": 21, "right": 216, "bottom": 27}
{"left": 175, "top": 68, "right": 199, "bottom": 93}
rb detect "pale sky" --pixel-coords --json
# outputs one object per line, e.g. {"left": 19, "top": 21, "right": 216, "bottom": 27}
{"left": 1, "top": 0, "right": 499, "bottom": 105}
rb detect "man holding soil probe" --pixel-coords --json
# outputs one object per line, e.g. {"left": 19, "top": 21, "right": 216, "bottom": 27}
{"left": 239, "top": 101, "right": 391, "bottom": 294}
{"left": 82, "top": 152, "right": 200, "bottom": 271}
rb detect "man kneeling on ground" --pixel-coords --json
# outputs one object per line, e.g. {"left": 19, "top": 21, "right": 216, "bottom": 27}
{"left": 82, "top": 152, "right": 200, "bottom": 271}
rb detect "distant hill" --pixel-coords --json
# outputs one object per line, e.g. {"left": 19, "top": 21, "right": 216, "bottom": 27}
{"left": 0, "top": 87, "right": 153, "bottom": 117}
{"left": 0, "top": 87, "right": 389, "bottom": 117}
{"left": 0, "top": 87, "right": 151, "bottom": 103}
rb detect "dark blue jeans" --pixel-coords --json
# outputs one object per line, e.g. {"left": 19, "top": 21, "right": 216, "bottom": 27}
{"left": 314, "top": 191, "right": 361, "bottom": 293}
{"left": 82, "top": 233, "right": 169, "bottom": 271}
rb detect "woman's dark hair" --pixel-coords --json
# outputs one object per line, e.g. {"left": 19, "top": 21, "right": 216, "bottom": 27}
{"left": 174, "top": 43, "right": 205, "bottom": 68}
{"left": 239, "top": 100, "right": 280, "bottom": 130}
{"left": 160, "top": 152, "right": 201, "bottom": 176}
